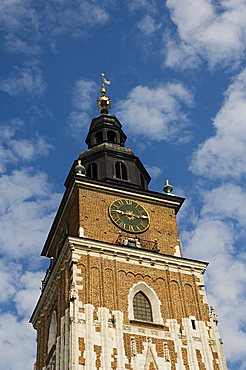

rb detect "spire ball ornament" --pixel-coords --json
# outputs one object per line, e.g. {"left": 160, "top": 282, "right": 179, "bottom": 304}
{"left": 163, "top": 179, "right": 173, "bottom": 194}
{"left": 97, "top": 73, "right": 111, "bottom": 114}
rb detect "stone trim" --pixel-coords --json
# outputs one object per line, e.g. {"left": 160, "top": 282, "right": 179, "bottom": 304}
{"left": 67, "top": 236, "right": 208, "bottom": 273}
{"left": 130, "top": 320, "right": 164, "bottom": 329}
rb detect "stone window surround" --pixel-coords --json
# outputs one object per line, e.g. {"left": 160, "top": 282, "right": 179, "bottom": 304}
{"left": 128, "top": 282, "right": 164, "bottom": 325}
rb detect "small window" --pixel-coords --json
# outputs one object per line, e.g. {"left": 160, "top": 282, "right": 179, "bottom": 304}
{"left": 107, "top": 130, "right": 116, "bottom": 143}
{"left": 133, "top": 291, "right": 153, "bottom": 322}
{"left": 86, "top": 163, "right": 98, "bottom": 179}
{"left": 115, "top": 162, "right": 127, "bottom": 180}
{"left": 191, "top": 319, "right": 196, "bottom": 330}
{"left": 95, "top": 131, "right": 103, "bottom": 144}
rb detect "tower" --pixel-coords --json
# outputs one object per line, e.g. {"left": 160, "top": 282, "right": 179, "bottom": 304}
{"left": 30, "top": 81, "right": 227, "bottom": 369}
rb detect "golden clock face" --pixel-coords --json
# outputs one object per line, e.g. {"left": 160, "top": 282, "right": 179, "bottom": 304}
{"left": 109, "top": 198, "right": 150, "bottom": 233}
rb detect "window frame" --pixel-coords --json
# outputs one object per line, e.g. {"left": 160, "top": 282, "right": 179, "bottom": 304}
{"left": 115, "top": 161, "right": 128, "bottom": 180}
{"left": 128, "top": 282, "right": 163, "bottom": 326}
{"left": 86, "top": 163, "right": 98, "bottom": 179}
{"left": 133, "top": 291, "right": 153, "bottom": 322}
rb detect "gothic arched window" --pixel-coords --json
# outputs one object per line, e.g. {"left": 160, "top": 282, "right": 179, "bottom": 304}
{"left": 95, "top": 131, "right": 103, "bottom": 144}
{"left": 107, "top": 130, "right": 116, "bottom": 143}
{"left": 115, "top": 162, "right": 127, "bottom": 180}
{"left": 86, "top": 163, "right": 98, "bottom": 179}
{"left": 133, "top": 291, "right": 153, "bottom": 322}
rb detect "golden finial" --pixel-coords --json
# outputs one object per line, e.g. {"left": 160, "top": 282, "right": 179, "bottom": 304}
{"left": 97, "top": 73, "right": 111, "bottom": 114}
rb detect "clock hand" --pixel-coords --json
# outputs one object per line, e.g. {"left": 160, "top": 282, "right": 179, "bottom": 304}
{"left": 132, "top": 214, "right": 148, "bottom": 219}
{"left": 112, "top": 209, "right": 148, "bottom": 219}
{"left": 111, "top": 209, "right": 124, "bottom": 214}
{"left": 123, "top": 212, "right": 148, "bottom": 220}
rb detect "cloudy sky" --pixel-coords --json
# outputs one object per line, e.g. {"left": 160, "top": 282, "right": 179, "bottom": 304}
{"left": 0, "top": 1, "right": 246, "bottom": 369}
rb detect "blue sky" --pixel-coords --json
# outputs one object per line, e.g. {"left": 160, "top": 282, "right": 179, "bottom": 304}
{"left": 0, "top": 1, "right": 246, "bottom": 369}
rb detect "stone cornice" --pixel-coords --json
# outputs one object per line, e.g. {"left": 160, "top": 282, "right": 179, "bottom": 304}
{"left": 68, "top": 236, "right": 208, "bottom": 274}
{"left": 74, "top": 178, "right": 184, "bottom": 210}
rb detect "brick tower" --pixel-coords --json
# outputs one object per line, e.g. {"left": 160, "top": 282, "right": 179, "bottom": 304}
{"left": 30, "top": 81, "right": 227, "bottom": 369}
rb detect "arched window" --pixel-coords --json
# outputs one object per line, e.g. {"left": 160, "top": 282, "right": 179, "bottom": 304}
{"left": 115, "top": 162, "right": 127, "bottom": 180}
{"left": 133, "top": 291, "right": 153, "bottom": 322}
{"left": 107, "top": 130, "right": 116, "bottom": 143}
{"left": 86, "top": 163, "right": 98, "bottom": 179}
{"left": 95, "top": 131, "right": 103, "bottom": 144}
{"left": 128, "top": 282, "right": 163, "bottom": 325}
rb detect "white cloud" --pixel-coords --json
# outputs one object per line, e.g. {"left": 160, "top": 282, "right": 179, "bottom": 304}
{"left": 0, "top": 313, "right": 36, "bottom": 370}
{"left": 0, "top": 0, "right": 109, "bottom": 53}
{"left": 190, "top": 67, "right": 246, "bottom": 179}
{"left": 116, "top": 83, "right": 192, "bottom": 141}
{"left": 4, "top": 34, "right": 41, "bottom": 55}
{"left": 183, "top": 217, "right": 246, "bottom": 364}
{"left": 146, "top": 165, "right": 162, "bottom": 179}
{"left": 127, "top": 0, "right": 156, "bottom": 14}
{"left": 166, "top": 0, "right": 246, "bottom": 67}
{"left": 72, "top": 79, "right": 97, "bottom": 112}
{"left": 0, "top": 119, "right": 60, "bottom": 259}
{"left": 44, "top": 0, "right": 109, "bottom": 42}
{"left": 164, "top": 33, "right": 200, "bottom": 69}
{"left": 0, "top": 116, "right": 59, "bottom": 368}
{"left": 0, "top": 261, "right": 18, "bottom": 303}
{"left": 0, "top": 119, "right": 52, "bottom": 173}
{"left": 201, "top": 184, "right": 246, "bottom": 226}
{"left": 0, "top": 0, "right": 40, "bottom": 55}
{"left": 183, "top": 63, "right": 246, "bottom": 367}
{"left": 183, "top": 218, "right": 234, "bottom": 260}
{"left": 68, "top": 79, "right": 97, "bottom": 137}
{"left": 0, "top": 263, "right": 42, "bottom": 316}
{"left": 15, "top": 271, "right": 43, "bottom": 317}
{"left": 182, "top": 182, "right": 246, "bottom": 366}
{"left": 0, "top": 168, "right": 61, "bottom": 259}
{"left": 137, "top": 15, "right": 160, "bottom": 35}
{"left": 0, "top": 63, "right": 46, "bottom": 97}
{"left": 0, "top": 0, "right": 38, "bottom": 33}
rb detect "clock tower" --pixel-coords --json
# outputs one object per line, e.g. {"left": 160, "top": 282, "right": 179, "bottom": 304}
{"left": 31, "top": 81, "right": 227, "bottom": 369}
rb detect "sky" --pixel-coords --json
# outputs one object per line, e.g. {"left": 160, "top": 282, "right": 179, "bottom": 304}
{"left": 0, "top": 0, "right": 246, "bottom": 369}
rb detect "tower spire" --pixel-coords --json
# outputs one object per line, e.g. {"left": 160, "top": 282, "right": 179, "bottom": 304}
{"left": 97, "top": 73, "right": 111, "bottom": 114}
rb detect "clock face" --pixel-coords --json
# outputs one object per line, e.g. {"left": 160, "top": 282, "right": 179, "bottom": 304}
{"left": 109, "top": 198, "right": 150, "bottom": 233}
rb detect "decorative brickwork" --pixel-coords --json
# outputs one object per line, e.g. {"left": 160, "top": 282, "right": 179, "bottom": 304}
{"left": 94, "top": 345, "right": 101, "bottom": 369}
{"left": 111, "top": 348, "right": 118, "bottom": 369}
{"left": 213, "top": 351, "right": 221, "bottom": 370}
{"left": 77, "top": 186, "right": 180, "bottom": 256}
{"left": 31, "top": 173, "right": 227, "bottom": 369}
{"left": 75, "top": 253, "right": 210, "bottom": 327}
{"left": 196, "top": 349, "right": 206, "bottom": 369}
{"left": 168, "top": 340, "right": 178, "bottom": 369}
{"left": 78, "top": 337, "right": 85, "bottom": 365}
{"left": 181, "top": 347, "right": 189, "bottom": 369}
